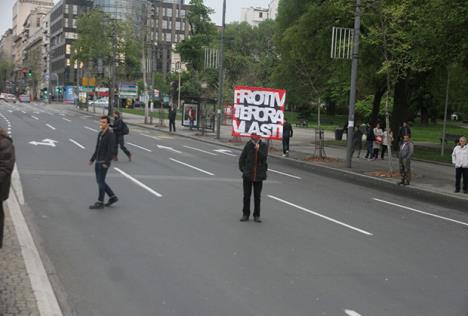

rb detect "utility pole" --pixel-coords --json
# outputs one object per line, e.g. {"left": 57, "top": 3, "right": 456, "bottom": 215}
{"left": 345, "top": 0, "right": 361, "bottom": 168}
{"left": 177, "top": 61, "right": 181, "bottom": 110}
{"left": 216, "top": 0, "right": 226, "bottom": 139}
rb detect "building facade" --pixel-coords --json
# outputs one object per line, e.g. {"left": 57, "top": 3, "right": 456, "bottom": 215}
{"left": 241, "top": 0, "right": 279, "bottom": 27}
{"left": 12, "top": 0, "right": 54, "bottom": 37}
{"left": 49, "top": 0, "right": 93, "bottom": 92}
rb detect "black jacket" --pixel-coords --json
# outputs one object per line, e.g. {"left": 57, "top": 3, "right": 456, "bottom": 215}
{"left": 283, "top": 122, "right": 293, "bottom": 138}
{"left": 169, "top": 109, "right": 177, "bottom": 121}
{"left": 90, "top": 129, "right": 115, "bottom": 164}
{"left": 111, "top": 118, "right": 125, "bottom": 136}
{"left": 239, "top": 140, "right": 268, "bottom": 182}
{"left": 0, "top": 130, "right": 15, "bottom": 201}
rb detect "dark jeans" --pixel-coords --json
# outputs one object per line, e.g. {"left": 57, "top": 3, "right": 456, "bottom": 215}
{"left": 189, "top": 119, "right": 194, "bottom": 130}
{"left": 282, "top": 136, "right": 290, "bottom": 154}
{"left": 381, "top": 145, "right": 388, "bottom": 159}
{"left": 95, "top": 163, "right": 115, "bottom": 202}
{"left": 114, "top": 135, "right": 131, "bottom": 157}
{"left": 0, "top": 202, "right": 4, "bottom": 248}
{"left": 365, "top": 140, "right": 373, "bottom": 158}
{"left": 399, "top": 158, "right": 411, "bottom": 184}
{"left": 242, "top": 179, "right": 263, "bottom": 218}
{"left": 169, "top": 119, "right": 176, "bottom": 132}
{"left": 455, "top": 167, "right": 468, "bottom": 191}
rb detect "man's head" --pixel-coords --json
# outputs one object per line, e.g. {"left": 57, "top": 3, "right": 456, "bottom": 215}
{"left": 403, "top": 135, "right": 410, "bottom": 143}
{"left": 250, "top": 133, "right": 261, "bottom": 142}
{"left": 459, "top": 136, "right": 466, "bottom": 146}
{"left": 99, "top": 116, "right": 110, "bottom": 131}
{"left": 113, "top": 111, "right": 120, "bottom": 119}
{"left": 403, "top": 122, "right": 408, "bottom": 127}
{"left": 284, "top": 118, "right": 288, "bottom": 123}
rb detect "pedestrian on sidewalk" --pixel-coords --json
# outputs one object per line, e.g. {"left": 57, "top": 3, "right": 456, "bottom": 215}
{"left": 352, "top": 125, "right": 364, "bottom": 158}
{"left": 89, "top": 116, "right": 118, "bottom": 209}
{"left": 169, "top": 106, "right": 177, "bottom": 133}
{"left": 372, "top": 123, "right": 384, "bottom": 159}
{"left": 0, "top": 128, "right": 15, "bottom": 248}
{"left": 451, "top": 136, "right": 468, "bottom": 193}
{"left": 239, "top": 133, "right": 268, "bottom": 223}
{"left": 364, "top": 123, "right": 374, "bottom": 159}
{"left": 282, "top": 118, "right": 293, "bottom": 156}
{"left": 381, "top": 128, "right": 393, "bottom": 160}
{"left": 398, "top": 135, "right": 414, "bottom": 186}
{"left": 187, "top": 106, "right": 196, "bottom": 131}
{"left": 111, "top": 111, "right": 131, "bottom": 162}
{"left": 398, "top": 121, "right": 411, "bottom": 145}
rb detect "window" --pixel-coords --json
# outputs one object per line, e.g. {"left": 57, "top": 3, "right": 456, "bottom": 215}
{"left": 65, "top": 5, "right": 69, "bottom": 14}
{"left": 66, "top": 44, "right": 71, "bottom": 54}
{"left": 73, "top": 5, "right": 78, "bottom": 15}
{"left": 167, "top": 8, "right": 172, "bottom": 17}
{"left": 180, "top": 10, "right": 185, "bottom": 18}
{"left": 72, "top": 19, "right": 77, "bottom": 28}
{"left": 259, "top": 12, "right": 263, "bottom": 18}
{"left": 66, "top": 58, "right": 70, "bottom": 66}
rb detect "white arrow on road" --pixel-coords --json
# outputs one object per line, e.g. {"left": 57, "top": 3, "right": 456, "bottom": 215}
{"left": 157, "top": 145, "right": 182, "bottom": 154}
{"left": 29, "top": 139, "right": 58, "bottom": 147}
{"left": 214, "top": 149, "right": 237, "bottom": 157}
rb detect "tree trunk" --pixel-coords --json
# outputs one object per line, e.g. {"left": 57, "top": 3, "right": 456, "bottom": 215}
{"left": 390, "top": 77, "right": 410, "bottom": 150}
{"left": 369, "top": 83, "right": 386, "bottom": 124}
{"left": 420, "top": 106, "right": 429, "bottom": 125}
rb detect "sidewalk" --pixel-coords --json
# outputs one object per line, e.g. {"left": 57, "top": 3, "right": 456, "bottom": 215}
{"left": 113, "top": 109, "right": 467, "bottom": 203}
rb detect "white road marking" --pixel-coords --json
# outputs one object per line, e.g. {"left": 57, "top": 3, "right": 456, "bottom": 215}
{"left": 169, "top": 158, "right": 215, "bottom": 176}
{"left": 268, "top": 195, "right": 373, "bottom": 236}
{"left": 8, "top": 110, "right": 13, "bottom": 113}
{"left": 31, "top": 115, "right": 39, "bottom": 120}
{"left": 183, "top": 145, "right": 217, "bottom": 156}
{"left": 127, "top": 142, "right": 152, "bottom": 152}
{"left": 114, "top": 167, "right": 162, "bottom": 197}
{"left": 268, "top": 168, "right": 302, "bottom": 179}
{"left": 46, "top": 123, "right": 56, "bottom": 130}
{"left": 84, "top": 126, "right": 98, "bottom": 132}
{"left": 344, "top": 310, "right": 362, "bottom": 316}
{"left": 21, "top": 110, "right": 26, "bottom": 114}
{"left": 62, "top": 117, "right": 72, "bottom": 122}
{"left": 8, "top": 167, "right": 63, "bottom": 316}
{"left": 373, "top": 198, "right": 468, "bottom": 228}
{"left": 69, "top": 138, "right": 85, "bottom": 149}
{"left": 157, "top": 144, "right": 182, "bottom": 154}
{"left": 214, "top": 149, "right": 237, "bottom": 156}
{"left": 140, "top": 133, "right": 160, "bottom": 140}
{"left": 29, "top": 139, "right": 58, "bottom": 147}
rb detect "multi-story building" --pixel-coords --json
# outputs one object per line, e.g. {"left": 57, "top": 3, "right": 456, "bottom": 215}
{"left": 241, "top": 0, "right": 279, "bottom": 27}
{"left": 12, "top": 0, "right": 54, "bottom": 37}
{"left": 49, "top": 0, "right": 93, "bottom": 91}
{"left": 0, "top": 29, "right": 15, "bottom": 63}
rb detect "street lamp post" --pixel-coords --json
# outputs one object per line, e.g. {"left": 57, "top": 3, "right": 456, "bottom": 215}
{"left": 216, "top": 0, "right": 226, "bottom": 140}
{"left": 177, "top": 62, "right": 181, "bottom": 110}
{"left": 345, "top": 0, "right": 361, "bottom": 168}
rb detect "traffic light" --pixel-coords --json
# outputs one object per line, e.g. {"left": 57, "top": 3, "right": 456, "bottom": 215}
{"left": 27, "top": 70, "right": 32, "bottom": 78}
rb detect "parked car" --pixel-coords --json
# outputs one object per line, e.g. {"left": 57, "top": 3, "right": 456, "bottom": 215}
{"left": 0, "top": 93, "right": 17, "bottom": 103}
{"left": 88, "top": 97, "right": 109, "bottom": 109}
{"left": 18, "top": 94, "right": 30, "bottom": 103}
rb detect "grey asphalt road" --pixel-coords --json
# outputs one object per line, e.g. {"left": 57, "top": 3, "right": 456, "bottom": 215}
{"left": 2, "top": 101, "right": 468, "bottom": 316}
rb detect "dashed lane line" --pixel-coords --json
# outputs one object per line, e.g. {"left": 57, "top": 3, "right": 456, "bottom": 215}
{"left": 84, "top": 126, "right": 98, "bottom": 132}
{"left": 46, "top": 124, "right": 56, "bottom": 130}
{"left": 169, "top": 158, "right": 215, "bottom": 176}
{"left": 31, "top": 115, "right": 39, "bottom": 120}
{"left": 183, "top": 145, "right": 217, "bottom": 156}
{"left": 114, "top": 167, "right": 162, "bottom": 197}
{"left": 268, "top": 168, "right": 302, "bottom": 180}
{"left": 69, "top": 139, "right": 85, "bottom": 149}
{"left": 140, "top": 133, "right": 161, "bottom": 140}
{"left": 127, "top": 142, "right": 152, "bottom": 152}
{"left": 62, "top": 118, "right": 72, "bottom": 122}
{"left": 373, "top": 198, "right": 468, "bottom": 228}
{"left": 268, "top": 195, "right": 373, "bottom": 236}
{"left": 344, "top": 310, "right": 362, "bottom": 316}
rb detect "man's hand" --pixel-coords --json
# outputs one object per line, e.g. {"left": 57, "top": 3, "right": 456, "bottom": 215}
{"left": 102, "top": 164, "right": 108, "bottom": 169}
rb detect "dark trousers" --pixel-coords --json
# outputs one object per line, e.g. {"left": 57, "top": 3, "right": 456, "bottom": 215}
{"left": 381, "top": 145, "right": 388, "bottom": 159}
{"left": 365, "top": 140, "right": 373, "bottom": 158}
{"left": 114, "top": 135, "right": 131, "bottom": 157}
{"left": 95, "top": 163, "right": 115, "bottom": 202}
{"left": 242, "top": 179, "right": 263, "bottom": 218}
{"left": 169, "top": 119, "right": 176, "bottom": 132}
{"left": 282, "top": 136, "right": 290, "bottom": 154}
{"left": 189, "top": 119, "right": 194, "bottom": 130}
{"left": 399, "top": 158, "right": 411, "bottom": 184}
{"left": 0, "top": 202, "right": 4, "bottom": 248}
{"left": 455, "top": 167, "right": 468, "bottom": 191}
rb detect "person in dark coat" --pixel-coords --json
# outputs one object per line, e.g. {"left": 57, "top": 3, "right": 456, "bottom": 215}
{"left": 168, "top": 106, "right": 177, "bottom": 133}
{"left": 282, "top": 118, "right": 293, "bottom": 156}
{"left": 0, "top": 128, "right": 15, "bottom": 248}
{"left": 89, "top": 116, "right": 118, "bottom": 209}
{"left": 111, "top": 111, "right": 131, "bottom": 161}
{"left": 398, "top": 121, "right": 411, "bottom": 145}
{"left": 238, "top": 133, "right": 268, "bottom": 223}
{"left": 398, "top": 135, "right": 414, "bottom": 186}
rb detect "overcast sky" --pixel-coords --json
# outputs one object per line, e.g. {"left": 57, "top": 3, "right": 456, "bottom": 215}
{"left": 0, "top": 0, "right": 272, "bottom": 36}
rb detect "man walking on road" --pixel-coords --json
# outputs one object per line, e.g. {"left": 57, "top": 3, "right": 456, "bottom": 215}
{"left": 282, "top": 118, "right": 293, "bottom": 157}
{"left": 0, "top": 128, "right": 15, "bottom": 248}
{"left": 451, "top": 136, "right": 468, "bottom": 193}
{"left": 168, "top": 106, "right": 177, "bottom": 133}
{"left": 89, "top": 116, "right": 118, "bottom": 209}
{"left": 239, "top": 133, "right": 268, "bottom": 223}
{"left": 111, "top": 111, "right": 131, "bottom": 161}
{"left": 399, "top": 135, "right": 414, "bottom": 186}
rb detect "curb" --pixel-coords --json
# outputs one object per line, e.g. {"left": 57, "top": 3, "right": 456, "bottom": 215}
{"left": 73, "top": 108, "right": 468, "bottom": 211}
